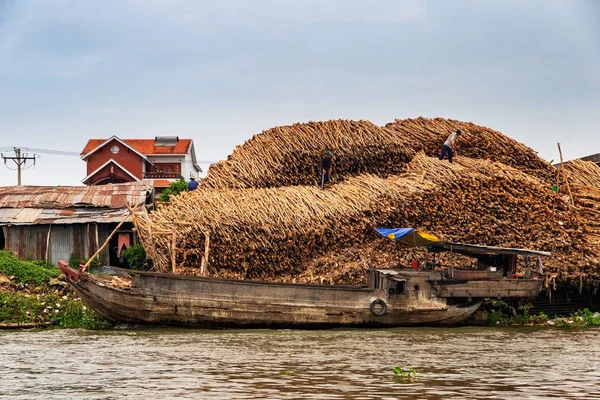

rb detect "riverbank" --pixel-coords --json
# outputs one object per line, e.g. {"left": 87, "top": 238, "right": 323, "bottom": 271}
{"left": 0, "top": 251, "right": 110, "bottom": 330}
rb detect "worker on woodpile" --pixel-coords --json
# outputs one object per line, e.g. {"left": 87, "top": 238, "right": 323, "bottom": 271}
{"left": 187, "top": 175, "right": 199, "bottom": 191}
{"left": 439, "top": 129, "right": 462, "bottom": 163}
{"left": 321, "top": 150, "right": 334, "bottom": 189}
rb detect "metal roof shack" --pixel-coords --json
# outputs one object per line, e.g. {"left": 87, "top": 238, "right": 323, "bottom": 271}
{"left": 0, "top": 182, "right": 154, "bottom": 266}
{"left": 0, "top": 181, "right": 153, "bottom": 210}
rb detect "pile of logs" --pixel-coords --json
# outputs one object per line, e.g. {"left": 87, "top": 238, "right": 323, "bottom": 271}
{"left": 202, "top": 117, "right": 556, "bottom": 189}
{"left": 562, "top": 159, "right": 600, "bottom": 188}
{"left": 134, "top": 129, "right": 600, "bottom": 285}
{"left": 384, "top": 118, "right": 556, "bottom": 183}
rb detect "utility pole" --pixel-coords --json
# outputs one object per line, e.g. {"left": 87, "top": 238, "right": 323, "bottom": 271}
{"left": 1, "top": 147, "right": 39, "bottom": 186}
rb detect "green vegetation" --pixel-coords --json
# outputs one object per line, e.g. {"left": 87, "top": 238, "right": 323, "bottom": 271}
{"left": 0, "top": 251, "right": 61, "bottom": 284}
{"left": 0, "top": 291, "right": 111, "bottom": 329}
{"left": 0, "top": 250, "right": 111, "bottom": 330}
{"left": 122, "top": 244, "right": 148, "bottom": 270}
{"left": 393, "top": 366, "right": 419, "bottom": 383}
{"left": 483, "top": 299, "right": 600, "bottom": 328}
{"left": 159, "top": 178, "right": 188, "bottom": 202}
{"left": 554, "top": 309, "right": 600, "bottom": 328}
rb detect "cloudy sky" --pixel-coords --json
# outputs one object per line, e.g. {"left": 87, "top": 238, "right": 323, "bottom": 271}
{"left": 0, "top": 0, "right": 598, "bottom": 186}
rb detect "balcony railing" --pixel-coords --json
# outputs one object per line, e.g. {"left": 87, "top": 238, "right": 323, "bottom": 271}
{"left": 143, "top": 172, "right": 183, "bottom": 179}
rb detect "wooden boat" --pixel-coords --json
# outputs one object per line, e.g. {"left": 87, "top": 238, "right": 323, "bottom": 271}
{"left": 57, "top": 233, "right": 547, "bottom": 328}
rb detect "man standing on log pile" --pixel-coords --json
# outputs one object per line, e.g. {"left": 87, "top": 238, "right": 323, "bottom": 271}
{"left": 187, "top": 175, "right": 199, "bottom": 191}
{"left": 321, "top": 150, "right": 334, "bottom": 189}
{"left": 439, "top": 129, "right": 462, "bottom": 163}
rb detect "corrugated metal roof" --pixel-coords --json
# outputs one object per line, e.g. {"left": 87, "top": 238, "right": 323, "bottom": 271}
{"left": 0, "top": 207, "right": 131, "bottom": 225}
{"left": 13, "top": 208, "right": 43, "bottom": 223}
{"left": 0, "top": 181, "right": 153, "bottom": 209}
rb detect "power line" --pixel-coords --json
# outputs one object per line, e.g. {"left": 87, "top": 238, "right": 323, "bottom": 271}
{"left": 1, "top": 148, "right": 40, "bottom": 186}
{"left": 0, "top": 146, "right": 80, "bottom": 156}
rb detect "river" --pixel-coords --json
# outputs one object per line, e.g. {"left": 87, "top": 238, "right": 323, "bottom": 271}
{"left": 1, "top": 327, "right": 599, "bottom": 399}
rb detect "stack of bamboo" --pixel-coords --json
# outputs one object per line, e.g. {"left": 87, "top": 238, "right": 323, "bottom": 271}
{"left": 384, "top": 118, "right": 556, "bottom": 183}
{"left": 202, "top": 117, "right": 555, "bottom": 190}
{"left": 203, "top": 120, "right": 414, "bottom": 189}
{"left": 132, "top": 117, "right": 600, "bottom": 286}
{"left": 136, "top": 154, "right": 599, "bottom": 284}
{"left": 561, "top": 159, "right": 600, "bottom": 251}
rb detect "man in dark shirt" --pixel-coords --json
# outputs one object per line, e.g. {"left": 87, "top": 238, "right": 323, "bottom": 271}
{"left": 320, "top": 150, "right": 333, "bottom": 189}
{"left": 187, "top": 176, "right": 199, "bottom": 191}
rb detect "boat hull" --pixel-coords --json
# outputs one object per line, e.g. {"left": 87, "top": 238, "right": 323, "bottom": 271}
{"left": 62, "top": 265, "right": 481, "bottom": 328}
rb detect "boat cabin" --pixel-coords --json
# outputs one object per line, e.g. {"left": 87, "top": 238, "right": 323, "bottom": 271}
{"left": 368, "top": 228, "right": 551, "bottom": 300}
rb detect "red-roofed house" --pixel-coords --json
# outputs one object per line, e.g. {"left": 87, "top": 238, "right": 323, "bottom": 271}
{"left": 81, "top": 136, "right": 202, "bottom": 191}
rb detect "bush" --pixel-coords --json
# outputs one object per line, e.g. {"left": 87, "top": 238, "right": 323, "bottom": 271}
{"left": 159, "top": 178, "right": 188, "bottom": 202}
{"left": 68, "top": 252, "right": 80, "bottom": 269}
{"left": 69, "top": 252, "right": 103, "bottom": 270}
{"left": 0, "top": 251, "right": 61, "bottom": 284}
{"left": 122, "top": 244, "right": 148, "bottom": 270}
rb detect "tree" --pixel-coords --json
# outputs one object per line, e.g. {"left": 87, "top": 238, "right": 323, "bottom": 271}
{"left": 159, "top": 178, "right": 188, "bottom": 202}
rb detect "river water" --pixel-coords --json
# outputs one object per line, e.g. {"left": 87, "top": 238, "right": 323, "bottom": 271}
{"left": 1, "top": 327, "right": 599, "bottom": 399}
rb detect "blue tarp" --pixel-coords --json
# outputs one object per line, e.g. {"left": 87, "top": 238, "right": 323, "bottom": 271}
{"left": 374, "top": 227, "right": 440, "bottom": 248}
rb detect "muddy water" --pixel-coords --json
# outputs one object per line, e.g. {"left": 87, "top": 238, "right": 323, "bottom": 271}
{"left": 1, "top": 327, "right": 599, "bottom": 399}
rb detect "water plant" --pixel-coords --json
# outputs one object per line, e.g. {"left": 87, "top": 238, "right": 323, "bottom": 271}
{"left": 0, "top": 251, "right": 111, "bottom": 330}
{"left": 0, "top": 291, "right": 111, "bottom": 329}
{"left": 554, "top": 309, "right": 600, "bottom": 328}
{"left": 393, "top": 366, "right": 419, "bottom": 383}
{"left": 0, "top": 251, "right": 61, "bottom": 284}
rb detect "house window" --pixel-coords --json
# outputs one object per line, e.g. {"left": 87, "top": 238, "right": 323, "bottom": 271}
{"left": 111, "top": 145, "right": 120, "bottom": 154}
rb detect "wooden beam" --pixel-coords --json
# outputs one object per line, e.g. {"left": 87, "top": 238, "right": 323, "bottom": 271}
{"left": 45, "top": 225, "right": 52, "bottom": 262}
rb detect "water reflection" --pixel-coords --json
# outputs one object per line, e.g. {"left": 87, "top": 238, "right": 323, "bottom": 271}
{"left": 1, "top": 327, "right": 599, "bottom": 399}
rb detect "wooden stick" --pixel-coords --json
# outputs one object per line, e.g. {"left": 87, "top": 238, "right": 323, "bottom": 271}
{"left": 45, "top": 225, "right": 51, "bottom": 262}
{"left": 81, "top": 212, "right": 130, "bottom": 272}
{"left": 171, "top": 230, "right": 177, "bottom": 273}
{"left": 200, "top": 231, "right": 210, "bottom": 276}
{"left": 143, "top": 206, "right": 160, "bottom": 271}
{"left": 95, "top": 224, "right": 99, "bottom": 255}
{"left": 557, "top": 143, "right": 575, "bottom": 206}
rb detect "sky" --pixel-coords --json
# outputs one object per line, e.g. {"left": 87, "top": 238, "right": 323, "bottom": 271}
{"left": 0, "top": 0, "right": 598, "bottom": 186}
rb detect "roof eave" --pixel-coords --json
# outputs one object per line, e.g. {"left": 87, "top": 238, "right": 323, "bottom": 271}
{"left": 81, "top": 136, "right": 151, "bottom": 162}
{"left": 81, "top": 159, "right": 141, "bottom": 185}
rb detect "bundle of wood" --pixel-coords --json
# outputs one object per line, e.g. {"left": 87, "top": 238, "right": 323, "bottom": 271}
{"left": 136, "top": 154, "right": 597, "bottom": 284}
{"left": 384, "top": 117, "right": 556, "bottom": 183}
{"left": 202, "top": 117, "right": 555, "bottom": 190}
{"left": 562, "top": 159, "right": 600, "bottom": 188}
{"left": 203, "top": 120, "right": 414, "bottom": 189}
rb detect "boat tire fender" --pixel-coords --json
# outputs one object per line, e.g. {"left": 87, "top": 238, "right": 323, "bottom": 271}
{"left": 370, "top": 299, "right": 387, "bottom": 316}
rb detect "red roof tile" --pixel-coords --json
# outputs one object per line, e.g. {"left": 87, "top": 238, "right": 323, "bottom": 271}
{"left": 152, "top": 180, "right": 173, "bottom": 188}
{"left": 82, "top": 138, "right": 192, "bottom": 156}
